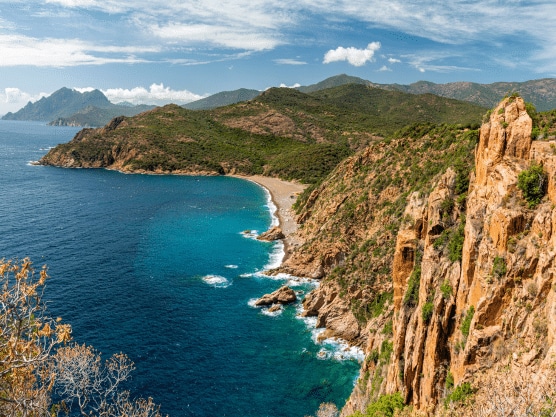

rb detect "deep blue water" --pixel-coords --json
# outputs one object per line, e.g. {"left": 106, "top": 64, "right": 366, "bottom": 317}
{"left": 0, "top": 120, "right": 360, "bottom": 417}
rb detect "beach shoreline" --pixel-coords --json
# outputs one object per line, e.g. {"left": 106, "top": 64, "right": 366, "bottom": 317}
{"left": 230, "top": 175, "right": 306, "bottom": 262}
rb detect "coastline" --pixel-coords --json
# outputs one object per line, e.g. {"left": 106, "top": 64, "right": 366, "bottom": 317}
{"left": 231, "top": 175, "right": 306, "bottom": 262}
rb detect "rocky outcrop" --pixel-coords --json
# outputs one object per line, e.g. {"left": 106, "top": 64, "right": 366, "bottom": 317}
{"left": 364, "top": 96, "right": 556, "bottom": 412}
{"left": 254, "top": 286, "right": 297, "bottom": 306}
{"left": 302, "top": 282, "right": 361, "bottom": 343}
{"left": 286, "top": 96, "right": 555, "bottom": 415}
{"left": 257, "top": 226, "right": 285, "bottom": 241}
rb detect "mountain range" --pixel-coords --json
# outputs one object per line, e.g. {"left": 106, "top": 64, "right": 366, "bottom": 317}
{"left": 185, "top": 74, "right": 556, "bottom": 111}
{"left": 3, "top": 74, "right": 556, "bottom": 127}
{"left": 1, "top": 87, "right": 154, "bottom": 127}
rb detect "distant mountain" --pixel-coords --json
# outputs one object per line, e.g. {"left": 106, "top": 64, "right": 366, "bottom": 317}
{"left": 183, "top": 88, "right": 261, "bottom": 110}
{"left": 181, "top": 76, "right": 372, "bottom": 110}
{"left": 2, "top": 88, "right": 111, "bottom": 122}
{"left": 371, "top": 78, "right": 556, "bottom": 111}
{"left": 297, "top": 74, "right": 370, "bottom": 93}
{"left": 2, "top": 87, "right": 155, "bottom": 126}
{"left": 48, "top": 104, "right": 155, "bottom": 127}
{"left": 181, "top": 74, "right": 556, "bottom": 113}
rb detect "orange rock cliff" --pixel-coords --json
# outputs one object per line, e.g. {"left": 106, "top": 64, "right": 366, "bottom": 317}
{"left": 281, "top": 96, "right": 556, "bottom": 414}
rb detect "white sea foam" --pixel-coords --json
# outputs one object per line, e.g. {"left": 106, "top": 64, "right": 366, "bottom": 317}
{"left": 261, "top": 305, "right": 283, "bottom": 317}
{"left": 240, "top": 230, "right": 259, "bottom": 239}
{"left": 296, "top": 305, "right": 364, "bottom": 362}
{"left": 264, "top": 241, "right": 284, "bottom": 270}
{"left": 248, "top": 297, "right": 283, "bottom": 316}
{"left": 224, "top": 264, "right": 238, "bottom": 269}
{"left": 262, "top": 186, "right": 280, "bottom": 228}
{"left": 201, "top": 274, "right": 230, "bottom": 288}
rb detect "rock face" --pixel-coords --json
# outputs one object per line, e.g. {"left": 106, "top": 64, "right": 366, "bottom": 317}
{"left": 281, "top": 96, "right": 556, "bottom": 415}
{"left": 254, "top": 286, "right": 297, "bottom": 306}
{"left": 257, "top": 226, "right": 285, "bottom": 241}
{"left": 368, "top": 96, "right": 555, "bottom": 412}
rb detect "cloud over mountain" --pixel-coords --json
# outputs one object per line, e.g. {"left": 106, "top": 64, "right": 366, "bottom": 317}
{"left": 323, "top": 42, "right": 381, "bottom": 67}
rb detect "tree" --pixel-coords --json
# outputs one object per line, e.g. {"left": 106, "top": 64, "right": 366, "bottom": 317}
{"left": 0, "top": 258, "right": 70, "bottom": 417}
{"left": 52, "top": 344, "right": 162, "bottom": 417}
{"left": 0, "top": 259, "right": 164, "bottom": 417}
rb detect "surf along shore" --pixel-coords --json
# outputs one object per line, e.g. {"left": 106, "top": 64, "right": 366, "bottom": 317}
{"left": 231, "top": 175, "right": 306, "bottom": 263}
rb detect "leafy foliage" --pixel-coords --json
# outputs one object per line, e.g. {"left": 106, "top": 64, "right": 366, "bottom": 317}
{"left": 461, "top": 306, "right": 475, "bottom": 339}
{"left": 440, "top": 279, "right": 453, "bottom": 299}
{"left": 404, "top": 249, "right": 423, "bottom": 307}
{"left": 517, "top": 163, "right": 547, "bottom": 208}
{"left": 444, "top": 382, "right": 474, "bottom": 407}
{"left": 348, "top": 392, "right": 405, "bottom": 417}
{"left": 434, "top": 216, "right": 466, "bottom": 263}
{"left": 491, "top": 256, "right": 507, "bottom": 279}
{"left": 422, "top": 301, "right": 434, "bottom": 323}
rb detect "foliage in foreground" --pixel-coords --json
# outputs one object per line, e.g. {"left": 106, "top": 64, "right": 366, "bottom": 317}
{"left": 0, "top": 258, "right": 163, "bottom": 417}
{"left": 348, "top": 392, "right": 405, "bottom": 417}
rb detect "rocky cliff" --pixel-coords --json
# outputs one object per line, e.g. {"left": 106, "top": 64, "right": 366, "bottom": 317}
{"left": 284, "top": 96, "right": 556, "bottom": 415}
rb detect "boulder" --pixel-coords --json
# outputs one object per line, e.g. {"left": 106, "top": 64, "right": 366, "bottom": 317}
{"left": 257, "top": 226, "right": 285, "bottom": 241}
{"left": 255, "top": 286, "right": 297, "bottom": 306}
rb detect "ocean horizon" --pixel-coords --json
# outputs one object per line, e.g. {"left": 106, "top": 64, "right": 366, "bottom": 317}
{"left": 0, "top": 120, "right": 361, "bottom": 416}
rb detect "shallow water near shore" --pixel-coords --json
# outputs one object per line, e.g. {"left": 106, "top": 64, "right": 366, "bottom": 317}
{"left": 0, "top": 120, "right": 360, "bottom": 417}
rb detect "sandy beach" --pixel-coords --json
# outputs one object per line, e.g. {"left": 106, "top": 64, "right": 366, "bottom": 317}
{"left": 231, "top": 175, "right": 306, "bottom": 260}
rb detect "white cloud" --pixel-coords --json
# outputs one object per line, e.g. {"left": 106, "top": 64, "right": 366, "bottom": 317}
{"left": 101, "top": 83, "right": 206, "bottom": 105}
{"left": 278, "top": 83, "right": 301, "bottom": 88}
{"left": 378, "top": 65, "right": 391, "bottom": 72}
{"left": 7, "top": 0, "right": 556, "bottom": 74}
{"left": 388, "top": 58, "right": 401, "bottom": 64}
{"left": 0, "top": 34, "right": 156, "bottom": 67}
{"left": 274, "top": 58, "right": 307, "bottom": 65}
{"left": 0, "top": 88, "right": 50, "bottom": 115}
{"left": 149, "top": 23, "right": 281, "bottom": 51}
{"left": 403, "top": 52, "right": 480, "bottom": 74}
{"left": 323, "top": 42, "right": 381, "bottom": 66}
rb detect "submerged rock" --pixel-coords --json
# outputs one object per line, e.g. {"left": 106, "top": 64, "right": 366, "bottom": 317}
{"left": 255, "top": 286, "right": 297, "bottom": 306}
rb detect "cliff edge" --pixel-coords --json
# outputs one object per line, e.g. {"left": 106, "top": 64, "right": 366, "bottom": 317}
{"left": 286, "top": 96, "right": 556, "bottom": 415}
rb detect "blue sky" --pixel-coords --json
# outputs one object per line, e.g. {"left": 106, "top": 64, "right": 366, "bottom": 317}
{"left": 1, "top": 0, "right": 555, "bottom": 115}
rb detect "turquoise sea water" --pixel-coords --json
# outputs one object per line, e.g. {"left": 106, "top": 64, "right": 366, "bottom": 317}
{"left": 0, "top": 120, "right": 361, "bottom": 417}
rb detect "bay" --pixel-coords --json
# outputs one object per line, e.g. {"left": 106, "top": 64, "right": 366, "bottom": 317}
{"left": 0, "top": 120, "right": 360, "bottom": 417}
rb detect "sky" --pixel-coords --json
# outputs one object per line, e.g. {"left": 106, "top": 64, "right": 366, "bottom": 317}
{"left": 1, "top": 0, "right": 556, "bottom": 115}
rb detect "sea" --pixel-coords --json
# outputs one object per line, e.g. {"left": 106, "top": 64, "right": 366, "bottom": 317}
{"left": 0, "top": 120, "right": 362, "bottom": 417}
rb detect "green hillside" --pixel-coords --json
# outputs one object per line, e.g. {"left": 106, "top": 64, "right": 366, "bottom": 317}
{"left": 41, "top": 84, "right": 486, "bottom": 184}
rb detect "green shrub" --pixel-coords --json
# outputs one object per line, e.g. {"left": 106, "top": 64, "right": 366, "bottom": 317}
{"left": 440, "top": 280, "right": 452, "bottom": 299}
{"left": 404, "top": 265, "right": 421, "bottom": 307}
{"left": 382, "top": 320, "right": 393, "bottom": 336}
{"left": 440, "top": 197, "right": 455, "bottom": 222}
{"left": 379, "top": 340, "right": 393, "bottom": 364}
{"left": 492, "top": 256, "right": 507, "bottom": 279}
{"left": 445, "top": 371, "right": 454, "bottom": 390}
{"left": 348, "top": 392, "right": 405, "bottom": 417}
{"left": 444, "top": 382, "right": 474, "bottom": 407}
{"left": 422, "top": 301, "right": 434, "bottom": 323}
{"left": 518, "top": 163, "right": 547, "bottom": 208}
{"left": 368, "top": 349, "right": 379, "bottom": 364}
{"left": 461, "top": 306, "right": 475, "bottom": 338}
{"left": 447, "top": 218, "right": 466, "bottom": 262}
